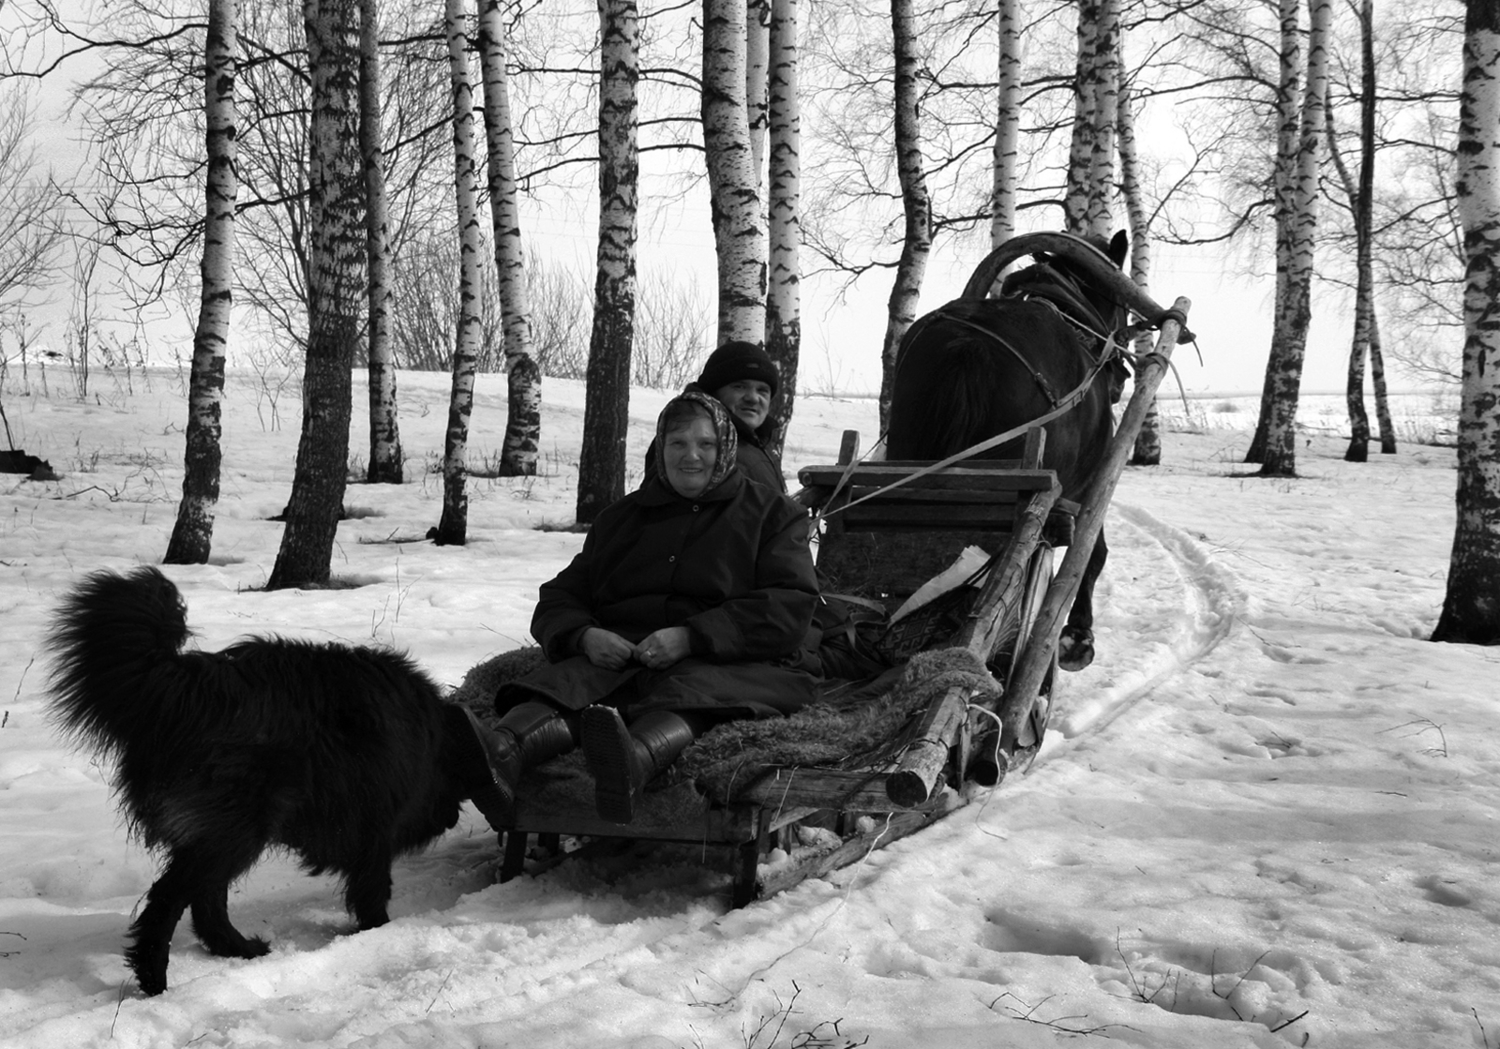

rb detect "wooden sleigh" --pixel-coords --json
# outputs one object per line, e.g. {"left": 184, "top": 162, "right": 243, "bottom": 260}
{"left": 463, "top": 236, "right": 1193, "bottom": 907}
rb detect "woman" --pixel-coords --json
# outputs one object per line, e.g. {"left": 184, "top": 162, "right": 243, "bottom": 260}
{"left": 642, "top": 340, "right": 785, "bottom": 493}
{"left": 466, "top": 391, "right": 819, "bottom": 826}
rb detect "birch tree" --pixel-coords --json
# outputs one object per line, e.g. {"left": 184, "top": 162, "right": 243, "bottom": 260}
{"left": 702, "top": 0, "right": 766, "bottom": 346}
{"left": 478, "top": 0, "right": 541, "bottom": 476}
{"left": 267, "top": 0, "right": 364, "bottom": 588}
{"left": 991, "top": 0, "right": 1021, "bottom": 249}
{"left": 576, "top": 0, "right": 638, "bottom": 524}
{"left": 360, "top": 0, "right": 403, "bottom": 484}
{"left": 1119, "top": 82, "right": 1161, "bottom": 467}
{"left": 1257, "top": 0, "right": 1331, "bottom": 477}
{"left": 1433, "top": 0, "right": 1500, "bottom": 644}
{"left": 747, "top": 0, "right": 771, "bottom": 179}
{"left": 164, "top": 0, "right": 236, "bottom": 565}
{"left": 1245, "top": 0, "right": 1307, "bottom": 465}
{"left": 763, "top": 0, "right": 800, "bottom": 456}
{"left": 879, "top": 0, "right": 931, "bottom": 431}
{"left": 431, "top": 0, "right": 485, "bottom": 545}
{"left": 1328, "top": 0, "right": 1396, "bottom": 461}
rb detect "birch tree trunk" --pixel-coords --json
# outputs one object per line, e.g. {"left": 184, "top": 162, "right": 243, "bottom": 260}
{"left": 360, "top": 0, "right": 403, "bottom": 484}
{"left": 576, "top": 0, "right": 638, "bottom": 524}
{"left": 165, "top": 0, "right": 237, "bottom": 565}
{"left": 1433, "top": 0, "right": 1500, "bottom": 644}
{"left": 747, "top": 0, "right": 771, "bottom": 180}
{"left": 764, "top": 0, "right": 800, "bottom": 457}
{"left": 1119, "top": 83, "right": 1161, "bottom": 466}
{"left": 702, "top": 0, "right": 766, "bottom": 346}
{"left": 1084, "top": 0, "right": 1119, "bottom": 239}
{"left": 1246, "top": 0, "right": 1304, "bottom": 464}
{"left": 990, "top": 0, "right": 1020, "bottom": 250}
{"left": 478, "top": 0, "right": 541, "bottom": 476}
{"left": 879, "top": 0, "right": 931, "bottom": 432}
{"left": 1370, "top": 314, "right": 1397, "bottom": 453}
{"left": 267, "top": 0, "right": 364, "bottom": 588}
{"left": 1063, "top": 0, "right": 1099, "bottom": 236}
{"left": 1258, "top": 0, "right": 1330, "bottom": 478}
{"left": 432, "top": 0, "right": 485, "bottom": 545}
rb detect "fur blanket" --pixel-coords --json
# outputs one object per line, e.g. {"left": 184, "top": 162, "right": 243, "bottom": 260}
{"left": 449, "top": 648, "right": 999, "bottom": 820}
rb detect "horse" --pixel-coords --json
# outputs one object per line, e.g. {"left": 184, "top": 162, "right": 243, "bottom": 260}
{"left": 885, "top": 230, "right": 1132, "bottom": 672}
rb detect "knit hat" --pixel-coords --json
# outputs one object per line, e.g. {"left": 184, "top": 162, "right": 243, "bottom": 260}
{"left": 696, "top": 341, "right": 780, "bottom": 398}
{"left": 653, "top": 390, "right": 739, "bottom": 495}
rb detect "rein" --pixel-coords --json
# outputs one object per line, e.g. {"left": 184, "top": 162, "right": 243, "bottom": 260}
{"left": 816, "top": 334, "right": 1119, "bottom": 522}
{"left": 817, "top": 265, "right": 1137, "bottom": 525}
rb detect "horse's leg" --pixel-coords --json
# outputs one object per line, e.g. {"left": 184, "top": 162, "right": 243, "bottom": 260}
{"left": 1059, "top": 528, "right": 1106, "bottom": 671}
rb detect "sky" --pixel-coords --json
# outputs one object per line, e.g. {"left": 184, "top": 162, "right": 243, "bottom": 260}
{"left": 0, "top": 366, "right": 1494, "bottom": 1048}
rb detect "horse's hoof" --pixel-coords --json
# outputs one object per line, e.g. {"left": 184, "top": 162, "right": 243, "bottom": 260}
{"left": 1058, "top": 630, "right": 1094, "bottom": 672}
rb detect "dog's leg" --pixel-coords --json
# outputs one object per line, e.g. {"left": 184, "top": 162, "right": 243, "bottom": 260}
{"left": 182, "top": 834, "right": 271, "bottom": 959}
{"left": 191, "top": 886, "right": 270, "bottom": 960}
{"left": 125, "top": 858, "right": 196, "bottom": 996}
{"left": 343, "top": 849, "right": 394, "bottom": 931}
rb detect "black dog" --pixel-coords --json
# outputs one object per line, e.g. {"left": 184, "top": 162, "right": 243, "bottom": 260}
{"left": 45, "top": 566, "right": 491, "bottom": 996}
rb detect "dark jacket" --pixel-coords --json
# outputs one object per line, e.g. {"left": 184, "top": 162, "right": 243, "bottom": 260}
{"left": 504, "top": 470, "right": 820, "bottom": 719}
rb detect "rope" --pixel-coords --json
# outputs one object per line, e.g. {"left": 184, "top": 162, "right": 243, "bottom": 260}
{"left": 819, "top": 336, "right": 1117, "bottom": 521}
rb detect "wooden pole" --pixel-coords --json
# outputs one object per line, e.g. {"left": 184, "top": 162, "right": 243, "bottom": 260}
{"left": 884, "top": 479, "right": 1060, "bottom": 807}
{"left": 999, "top": 297, "right": 1192, "bottom": 745}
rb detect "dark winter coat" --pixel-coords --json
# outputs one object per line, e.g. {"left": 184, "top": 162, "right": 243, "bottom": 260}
{"left": 498, "top": 469, "right": 820, "bottom": 720}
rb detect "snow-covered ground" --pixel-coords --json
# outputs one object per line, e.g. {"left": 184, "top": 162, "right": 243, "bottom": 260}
{"left": 0, "top": 365, "right": 1494, "bottom": 1049}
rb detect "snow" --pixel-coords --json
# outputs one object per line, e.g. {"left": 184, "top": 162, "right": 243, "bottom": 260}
{"left": 0, "top": 366, "right": 1496, "bottom": 1049}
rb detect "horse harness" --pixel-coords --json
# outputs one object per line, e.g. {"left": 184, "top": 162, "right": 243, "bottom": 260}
{"left": 910, "top": 263, "right": 1129, "bottom": 410}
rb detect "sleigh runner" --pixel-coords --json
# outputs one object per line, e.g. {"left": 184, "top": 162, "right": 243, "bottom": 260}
{"left": 456, "top": 233, "right": 1192, "bottom": 907}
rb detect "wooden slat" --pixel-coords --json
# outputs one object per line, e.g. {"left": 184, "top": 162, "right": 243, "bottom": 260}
{"left": 840, "top": 504, "right": 1020, "bottom": 528}
{"left": 842, "top": 487, "right": 1023, "bottom": 505}
{"left": 798, "top": 465, "right": 1058, "bottom": 491}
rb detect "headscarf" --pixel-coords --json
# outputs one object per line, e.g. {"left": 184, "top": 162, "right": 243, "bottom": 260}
{"left": 653, "top": 390, "right": 738, "bottom": 496}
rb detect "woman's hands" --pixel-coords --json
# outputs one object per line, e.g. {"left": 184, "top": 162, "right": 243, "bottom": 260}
{"left": 634, "top": 626, "right": 691, "bottom": 670}
{"left": 579, "top": 627, "right": 637, "bottom": 670}
{"left": 580, "top": 626, "right": 692, "bottom": 670}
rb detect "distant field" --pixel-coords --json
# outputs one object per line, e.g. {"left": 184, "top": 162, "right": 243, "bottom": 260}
{"left": 1153, "top": 390, "right": 1460, "bottom": 446}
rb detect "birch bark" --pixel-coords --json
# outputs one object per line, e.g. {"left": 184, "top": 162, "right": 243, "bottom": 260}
{"left": 432, "top": 0, "right": 486, "bottom": 545}
{"left": 1118, "top": 83, "right": 1161, "bottom": 466}
{"left": 1434, "top": 0, "right": 1500, "bottom": 643}
{"left": 576, "top": 0, "right": 639, "bottom": 524}
{"left": 1246, "top": 0, "right": 1304, "bottom": 464}
{"left": 478, "top": 0, "right": 541, "bottom": 476}
{"left": 747, "top": 0, "right": 771, "bottom": 180}
{"left": 764, "top": 0, "right": 800, "bottom": 455}
{"left": 165, "top": 0, "right": 237, "bottom": 565}
{"left": 360, "top": 0, "right": 403, "bottom": 484}
{"left": 702, "top": 0, "right": 766, "bottom": 346}
{"left": 879, "top": 0, "right": 931, "bottom": 432}
{"left": 990, "top": 0, "right": 1020, "bottom": 249}
{"left": 1259, "top": 0, "right": 1330, "bottom": 477}
{"left": 1063, "top": 0, "right": 1099, "bottom": 235}
{"left": 269, "top": 0, "right": 364, "bottom": 587}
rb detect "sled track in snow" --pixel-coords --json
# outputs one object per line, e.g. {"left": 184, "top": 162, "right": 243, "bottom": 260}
{"left": 1045, "top": 501, "right": 1248, "bottom": 744}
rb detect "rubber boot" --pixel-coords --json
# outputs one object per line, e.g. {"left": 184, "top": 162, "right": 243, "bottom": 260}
{"left": 580, "top": 706, "right": 698, "bottom": 825}
{"left": 454, "top": 702, "right": 577, "bottom": 830}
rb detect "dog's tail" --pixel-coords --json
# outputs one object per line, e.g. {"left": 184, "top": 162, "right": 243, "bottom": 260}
{"left": 45, "top": 566, "right": 194, "bottom": 758}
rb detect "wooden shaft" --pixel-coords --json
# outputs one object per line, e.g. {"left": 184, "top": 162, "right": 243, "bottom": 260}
{"left": 953, "top": 481, "right": 1059, "bottom": 659}
{"left": 961, "top": 232, "right": 1190, "bottom": 338}
{"left": 884, "top": 687, "right": 974, "bottom": 807}
{"left": 883, "top": 481, "right": 1059, "bottom": 808}
{"left": 999, "top": 298, "right": 1191, "bottom": 740}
